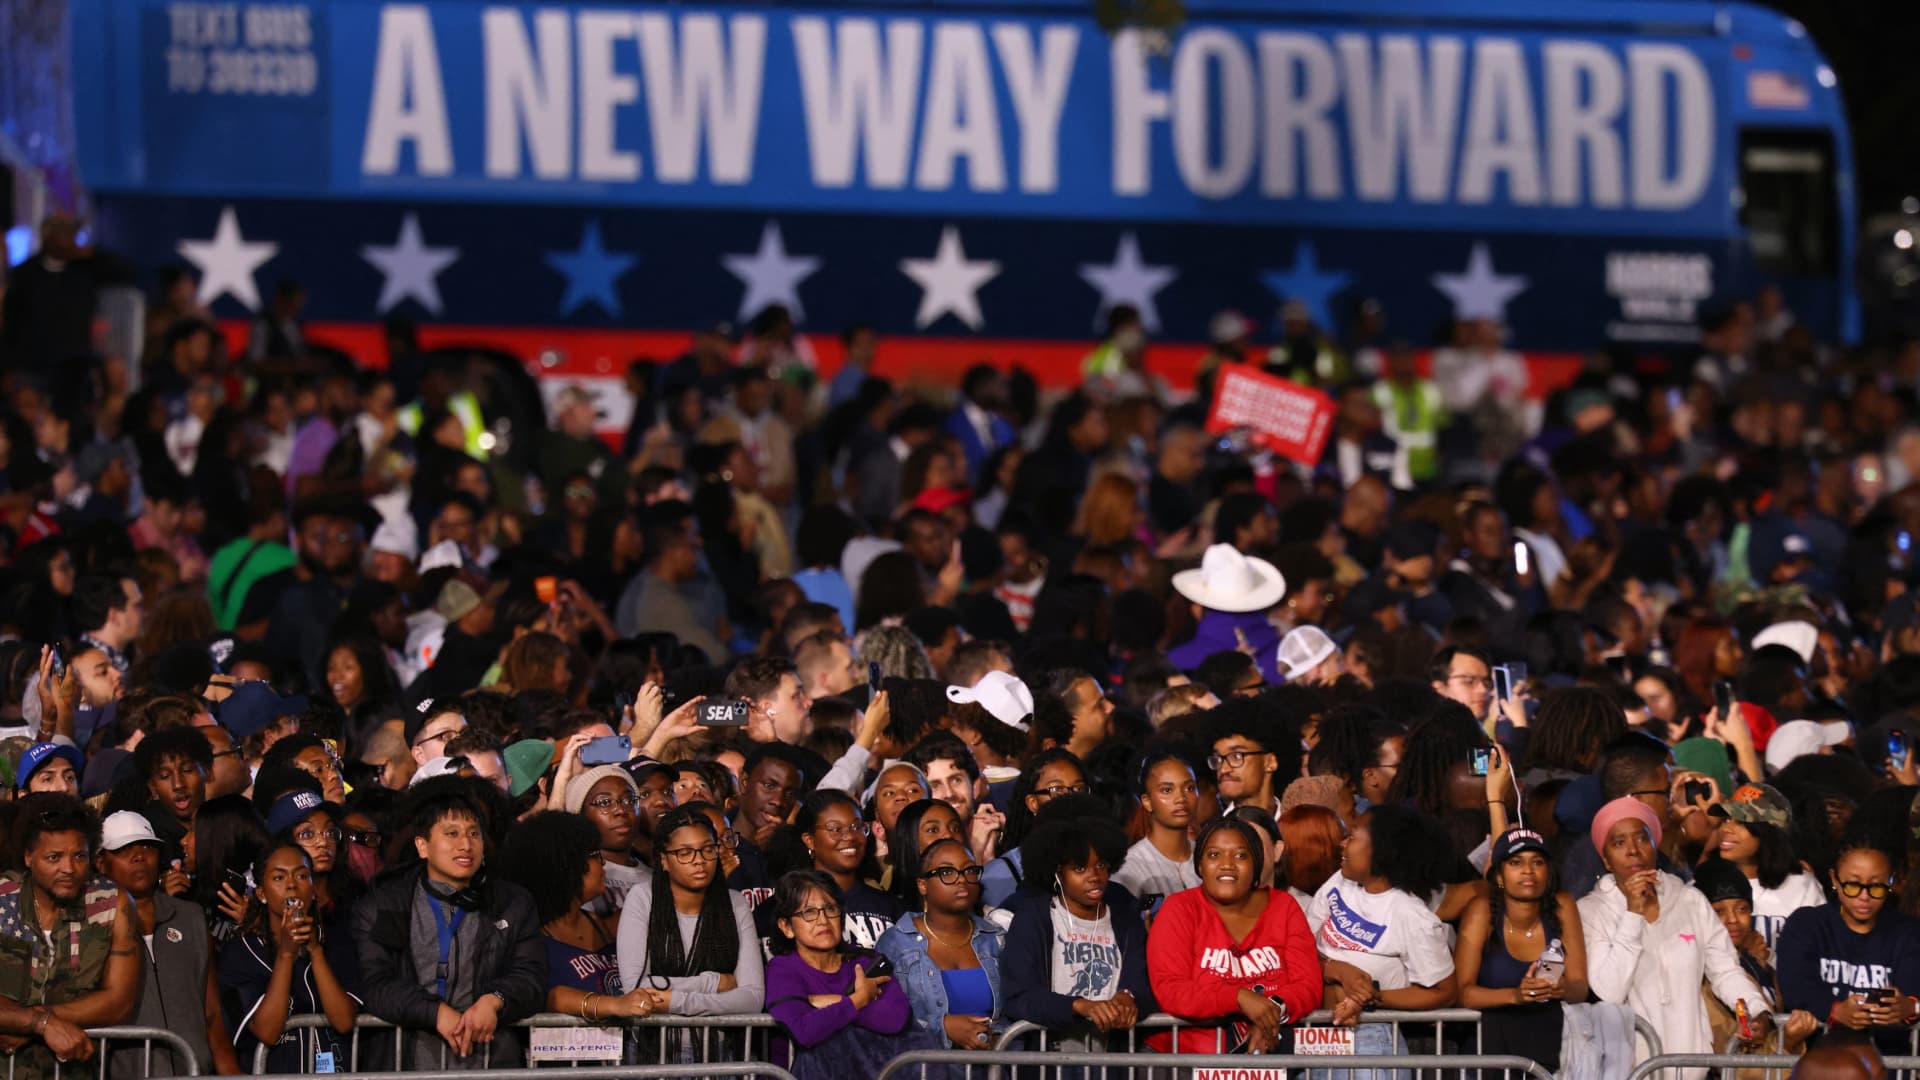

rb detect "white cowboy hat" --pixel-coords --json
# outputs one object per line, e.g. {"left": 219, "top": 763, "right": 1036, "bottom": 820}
{"left": 1172, "top": 544, "right": 1288, "bottom": 614}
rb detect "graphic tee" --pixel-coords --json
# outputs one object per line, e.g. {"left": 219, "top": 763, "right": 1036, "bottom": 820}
{"left": 1308, "top": 873, "right": 1454, "bottom": 990}
{"left": 1049, "top": 901, "right": 1121, "bottom": 999}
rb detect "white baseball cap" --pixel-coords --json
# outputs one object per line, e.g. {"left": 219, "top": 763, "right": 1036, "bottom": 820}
{"left": 100, "top": 811, "right": 162, "bottom": 852}
{"left": 371, "top": 517, "right": 419, "bottom": 561}
{"left": 1764, "top": 719, "right": 1851, "bottom": 775}
{"left": 409, "top": 755, "right": 462, "bottom": 786}
{"left": 418, "top": 539, "right": 465, "bottom": 574}
{"left": 946, "top": 670, "right": 1034, "bottom": 732}
{"left": 1751, "top": 620, "right": 1818, "bottom": 664}
{"left": 1278, "top": 626, "right": 1339, "bottom": 681}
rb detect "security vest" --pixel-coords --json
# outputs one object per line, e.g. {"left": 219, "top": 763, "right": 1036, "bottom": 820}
{"left": 1373, "top": 379, "right": 1444, "bottom": 485}
{"left": 398, "top": 391, "right": 488, "bottom": 460}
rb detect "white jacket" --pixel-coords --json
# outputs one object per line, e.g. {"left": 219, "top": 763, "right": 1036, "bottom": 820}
{"left": 1578, "top": 871, "right": 1767, "bottom": 1080}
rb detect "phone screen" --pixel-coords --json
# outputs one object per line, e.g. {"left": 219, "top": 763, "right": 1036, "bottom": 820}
{"left": 868, "top": 662, "right": 883, "bottom": 700}
{"left": 1513, "top": 541, "right": 1529, "bottom": 577}
{"left": 1492, "top": 666, "right": 1512, "bottom": 703}
{"left": 1715, "top": 680, "right": 1734, "bottom": 718}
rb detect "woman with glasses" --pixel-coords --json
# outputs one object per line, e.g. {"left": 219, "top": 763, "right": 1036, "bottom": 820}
{"left": 887, "top": 798, "right": 969, "bottom": 906}
{"left": 263, "top": 785, "right": 366, "bottom": 990}
{"left": 766, "top": 870, "right": 930, "bottom": 1080}
{"left": 876, "top": 838, "right": 1007, "bottom": 1052}
{"left": 1580, "top": 797, "right": 1770, "bottom": 1075}
{"left": 1778, "top": 840, "right": 1920, "bottom": 1049}
{"left": 787, "top": 790, "right": 898, "bottom": 948}
{"left": 981, "top": 749, "right": 1088, "bottom": 906}
{"left": 1001, "top": 812, "right": 1156, "bottom": 1048}
{"left": 494, "top": 812, "right": 659, "bottom": 1023}
{"left": 564, "top": 764, "right": 651, "bottom": 915}
{"left": 262, "top": 733, "right": 349, "bottom": 805}
{"left": 216, "top": 843, "right": 358, "bottom": 1073}
{"left": 1146, "top": 816, "right": 1320, "bottom": 1054}
{"left": 615, "top": 805, "right": 764, "bottom": 1018}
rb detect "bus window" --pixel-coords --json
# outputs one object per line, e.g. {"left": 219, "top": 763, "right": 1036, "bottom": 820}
{"left": 1739, "top": 130, "right": 1839, "bottom": 276}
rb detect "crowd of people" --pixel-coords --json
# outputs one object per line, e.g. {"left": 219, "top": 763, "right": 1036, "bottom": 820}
{"left": 0, "top": 214, "right": 1917, "bottom": 1079}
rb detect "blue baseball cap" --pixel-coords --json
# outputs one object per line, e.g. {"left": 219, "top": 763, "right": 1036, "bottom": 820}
{"left": 265, "top": 788, "right": 338, "bottom": 837}
{"left": 217, "top": 682, "right": 308, "bottom": 740}
{"left": 16, "top": 743, "right": 83, "bottom": 791}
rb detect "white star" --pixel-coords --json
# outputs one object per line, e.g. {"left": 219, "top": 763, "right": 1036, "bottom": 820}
{"left": 1432, "top": 242, "right": 1529, "bottom": 323}
{"left": 899, "top": 226, "right": 1000, "bottom": 331}
{"left": 722, "top": 223, "right": 821, "bottom": 323}
{"left": 176, "top": 207, "right": 278, "bottom": 311}
{"left": 361, "top": 214, "right": 461, "bottom": 316}
{"left": 1078, "top": 232, "right": 1177, "bottom": 333}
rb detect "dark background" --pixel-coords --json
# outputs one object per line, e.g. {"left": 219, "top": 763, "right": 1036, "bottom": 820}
{"left": 1772, "top": 1, "right": 1920, "bottom": 215}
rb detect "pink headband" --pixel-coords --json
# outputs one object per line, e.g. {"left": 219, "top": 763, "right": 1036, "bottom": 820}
{"left": 1590, "top": 796, "right": 1663, "bottom": 857}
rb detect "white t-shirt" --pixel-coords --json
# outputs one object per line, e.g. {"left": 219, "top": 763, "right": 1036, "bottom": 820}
{"left": 1308, "top": 873, "right": 1454, "bottom": 991}
{"left": 1049, "top": 901, "right": 1121, "bottom": 1000}
{"left": 590, "top": 858, "right": 653, "bottom": 916}
{"left": 1750, "top": 872, "right": 1827, "bottom": 953}
{"left": 1112, "top": 838, "right": 1199, "bottom": 910}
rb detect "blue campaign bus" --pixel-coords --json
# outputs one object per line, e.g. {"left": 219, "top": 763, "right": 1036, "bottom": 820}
{"left": 55, "top": 0, "right": 1856, "bottom": 388}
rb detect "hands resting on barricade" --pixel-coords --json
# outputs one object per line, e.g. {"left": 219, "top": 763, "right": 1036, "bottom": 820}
{"left": 435, "top": 996, "right": 502, "bottom": 1059}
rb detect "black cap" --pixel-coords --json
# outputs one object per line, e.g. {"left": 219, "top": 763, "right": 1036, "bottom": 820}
{"left": 1385, "top": 520, "right": 1441, "bottom": 562}
{"left": 1692, "top": 857, "right": 1754, "bottom": 907}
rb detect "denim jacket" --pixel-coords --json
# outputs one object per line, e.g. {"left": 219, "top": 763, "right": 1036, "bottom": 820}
{"left": 874, "top": 911, "right": 1006, "bottom": 1040}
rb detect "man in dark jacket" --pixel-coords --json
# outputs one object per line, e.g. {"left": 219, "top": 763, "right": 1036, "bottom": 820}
{"left": 351, "top": 784, "right": 545, "bottom": 1068}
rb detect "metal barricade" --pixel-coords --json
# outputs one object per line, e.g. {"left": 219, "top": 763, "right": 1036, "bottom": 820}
{"left": 294, "top": 1063, "right": 800, "bottom": 1080}
{"left": 251, "top": 1013, "right": 780, "bottom": 1074}
{"left": 880, "top": 1049, "right": 1558, "bottom": 1080}
{"left": 0, "top": 1025, "right": 203, "bottom": 1079}
{"left": 1629, "top": 1054, "right": 1920, "bottom": 1080}
{"left": 997, "top": 1009, "right": 1665, "bottom": 1061}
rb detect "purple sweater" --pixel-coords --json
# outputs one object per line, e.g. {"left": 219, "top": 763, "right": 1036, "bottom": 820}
{"left": 766, "top": 952, "right": 910, "bottom": 1053}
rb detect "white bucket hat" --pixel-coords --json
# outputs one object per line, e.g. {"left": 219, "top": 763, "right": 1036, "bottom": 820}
{"left": 1278, "top": 625, "right": 1338, "bottom": 680}
{"left": 1172, "top": 544, "right": 1288, "bottom": 613}
{"left": 945, "top": 670, "right": 1034, "bottom": 732}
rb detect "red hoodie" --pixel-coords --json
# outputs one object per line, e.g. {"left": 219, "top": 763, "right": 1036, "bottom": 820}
{"left": 1145, "top": 887, "right": 1324, "bottom": 1054}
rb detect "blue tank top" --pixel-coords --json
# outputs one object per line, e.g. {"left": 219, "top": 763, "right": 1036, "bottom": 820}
{"left": 941, "top": 967, "right": 995, "bottom": 1016}
{"left": 547, "top": 937, "right": 622, "bottom": 995}
{"left": 1478, "top": 926, "right": 1536, "bottom": 990}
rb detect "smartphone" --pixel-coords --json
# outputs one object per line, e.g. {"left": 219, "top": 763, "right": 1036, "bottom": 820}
{"left": 864, "top": 955, "right": 894, "bottom": 980}
{"left": 1866, "top": 987, "right": 1896, "bottom": 1006}
{"left": 1513, "top": 541, "right": 1530, "bottom": 577}
{"left": 1714, "top": 680, "right": 1735, "bottom": 718}
{"left": 1683, "top": 779, "right": 1712, "bottom": 805}
{"left": 868, "top": 662, "right": 884, "bottom": 700}
{"left": 699, "top": 699, "right": 752, "bottom": 726}
{"left": 1892, "top": 731, "right": 1912, "bottom": 773}
{"left": 223, "top": 867, "right": 248, "bottom": 892}
{"left": 580, "top": 735, "right": 632, "bottom": 766}
{"left": 47, "top": 645, "right": 64, "bottom": 680}
{"left": 535, "top": 576, "right": 559, "bottom": 604}
{"left": 1471, "top": 747, "right": 1493, "bottom": 777}
{"left": 284, "top": 896, "right": 304, "bottom": 918}
{"left": 1492, "top": 665, "right": 1513, "bottom": 704}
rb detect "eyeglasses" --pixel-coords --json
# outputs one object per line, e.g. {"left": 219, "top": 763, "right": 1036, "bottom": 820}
{"left": 921, "top": 865, "right": 985, "bottom": 885}
{"left": 814, "top": 821, "right": 862, "bottom": 840}
{"left": 714, "top": 830, "right": 739, "bottom": 850}
{"left": 294, "top": 827, "right": 342, "bottom": 845}
{"left": 1837, "top": 881, "right": 1894, "bottom": 899}
{"left": 662, "top": 844, "right": 722, "bottom": 864}
{"left": 414, "top": 727, "right": 461, "bottom": 749}
{"left": 211, "top": 748, "right": 243, "bottom": 760}
{"left": 1034, "top": 783, "right": 1090, "bottom": 800}
{"left": 1448, "top": 675, "right": 1495, "bottom": 690}
{"left": 1207, "top": 750, "right": 1269, "bottom": 770}
{"left": 346, "top": 829, "right": 384, "bottom": 848}
{"left": 792, "top": 903, "right": 842, "bottom": 925}
{"left": 587, "top": 794, "right": 642, "bottom": 811}
{"left": 1627, "top": 789, "right": 1670, "bottom": 801}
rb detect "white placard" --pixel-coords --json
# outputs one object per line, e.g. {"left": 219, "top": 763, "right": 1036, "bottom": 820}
{"left": 527, "top": 1025, "right": 623, "bottom": 1062}
{"left": 1292, "top": 1026, "right": 1357, "bottom": 1056}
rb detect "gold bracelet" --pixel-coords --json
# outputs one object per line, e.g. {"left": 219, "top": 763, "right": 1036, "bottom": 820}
{"left": 582, "top": 993, "right": 597, "bottom": 1023}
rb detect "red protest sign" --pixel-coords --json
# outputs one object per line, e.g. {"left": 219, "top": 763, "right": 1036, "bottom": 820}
{"left": 1205, "top": 363, "right": 1337, "bottom": 466}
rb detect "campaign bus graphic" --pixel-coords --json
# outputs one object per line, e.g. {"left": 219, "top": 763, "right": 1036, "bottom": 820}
{"left": 67, "top": 0, "right": 1855, "bottom": 400}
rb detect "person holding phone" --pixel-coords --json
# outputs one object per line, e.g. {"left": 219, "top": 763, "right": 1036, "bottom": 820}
{"left": 765, "top": 870, "right": 928, "bottom": 1080}
{"left": 1579, "top": 797, "right": 1770, "bottom": 1077}
{"left": 1452, "top": 828, "right": 1588, "bottom": 1072}
{"left": 217, "top": 843, "right": 359, "bottom": 1073}
{"left": 1777, "top": 840, "right": 1920, "bottom": 1053}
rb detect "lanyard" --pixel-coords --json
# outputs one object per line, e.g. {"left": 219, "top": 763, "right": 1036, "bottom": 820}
{"left": 428, "top": 896, "right": 467, "bottom": 1001}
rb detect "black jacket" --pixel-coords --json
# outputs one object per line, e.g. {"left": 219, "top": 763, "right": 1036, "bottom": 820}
{"left": 349, "top": 863, "right": 547, "bottom": 1032}
{"left": 1000, "top": 883, "right": 1157, "bottom": 1029}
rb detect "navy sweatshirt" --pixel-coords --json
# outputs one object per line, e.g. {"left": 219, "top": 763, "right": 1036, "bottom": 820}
{"left": 1777, "top": 904, "right": 1920, "bottom": 1046}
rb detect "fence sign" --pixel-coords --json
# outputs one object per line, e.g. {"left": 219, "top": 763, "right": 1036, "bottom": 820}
{"left": 528, "top": 1024, "right": 624, "bottom": 1062}
{"left": 1204, "top": 363, "right": 1337, "bottom": 466}
{"left": 1293, "top": 1027, "right": 1358, "bottom": 1055}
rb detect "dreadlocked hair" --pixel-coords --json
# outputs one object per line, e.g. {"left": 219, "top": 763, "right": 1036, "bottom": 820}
{"left": 1386, "top": 701, "right": 1489, "bottom": 819}
{"left": 643, "top": 806, "right": 739, "bottom": 979}
{"left": 1309, "top": 704, "right": 1404, "bottom": 794}
{"left": 1522, "top": 688, "right": 1627, "bottom": 773}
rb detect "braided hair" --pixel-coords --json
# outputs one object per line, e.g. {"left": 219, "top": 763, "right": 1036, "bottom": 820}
{"left": 643, "top": 806, "right": 740, "bottom": 980}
